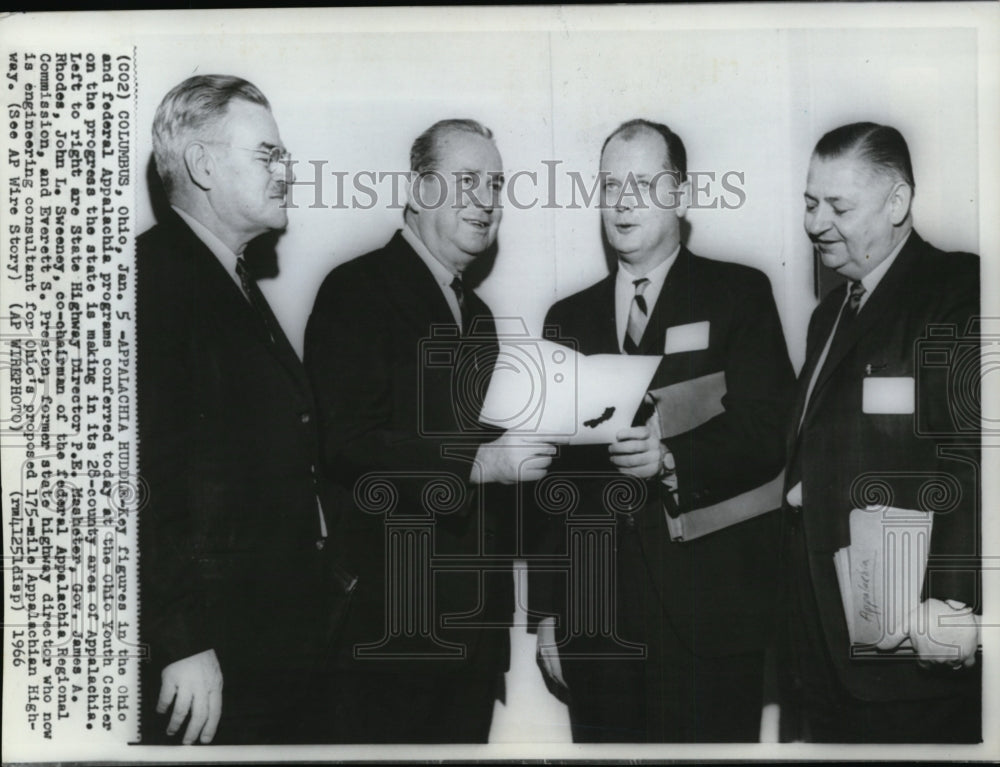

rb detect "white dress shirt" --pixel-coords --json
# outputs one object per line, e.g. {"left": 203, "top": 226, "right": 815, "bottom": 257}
{"left": 401, "top": 224, "right": 464, "bottom": 328}
{"left": 614, "top": 245, "right": 680, "bottom": 352}
{"left": 172, "top": 205, "right": 246, "bottom": 294}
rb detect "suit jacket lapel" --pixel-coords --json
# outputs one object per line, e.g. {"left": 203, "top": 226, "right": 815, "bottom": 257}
{"left": 801, "top": 233, "right": 924, "bottom": 429}
{"left": 556, "top": 274, "right": 617, "bottom": 355}
{"left": 242, "top": 274, "right": 313, "bottom": 397}
{"left": 170, "top": 211, "right": 312, "bottom": 399}
{"left": 380, "top": 231, "right": 501, "bottom": 427}
{"left": 597, "top": 276, "right": 620, "bottom": 354}
{"left": 380, "top": 231, "right": 459, "bottom": 332}
{"left": 636, "top": 246, "right": 690, "bottom": 355}
{"left": 786, "top": 287, "right": 843, "bottom": 459}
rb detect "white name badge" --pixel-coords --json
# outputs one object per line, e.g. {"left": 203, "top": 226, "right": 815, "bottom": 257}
{"left": 862, "top": 376, "right": 915, "bottom": 414}
{"left": 664, "top": 321, "right": 710, "bottom": 354}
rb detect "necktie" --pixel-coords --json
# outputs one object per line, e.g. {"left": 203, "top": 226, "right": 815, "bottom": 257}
{"left": 847, "top": 280, "right": 866, "bottom": 315}
{"left": 830, "top": 280, "right": 867, "bottom": 346}
{"left": 450, "top": 276, "right": 467, "bottom": 332}
{"left": 449, "top": 275, "right": 483, "bottom": 376}
{"left": 236, "top": 257, "right": 278, "bottom": 345}
{"left": 623, "top": 277, "right": 651, "bottom": 354}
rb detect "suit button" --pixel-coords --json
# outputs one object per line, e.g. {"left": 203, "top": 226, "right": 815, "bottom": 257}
{"left": 300, "top": 412, "right": 311, "bottom": 424}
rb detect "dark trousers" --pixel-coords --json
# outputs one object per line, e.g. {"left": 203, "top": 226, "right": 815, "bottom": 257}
{"left": 780, "top": 511, "right": 981, "bottom": 744}
{"left": 564, "top": 639, "right": 765, "bottom": 743}
{"left": 325, "top": 667, "right": 503, "bottom": 743}
{"left": 562, "top": 518, "right": 766, "bottom": 743}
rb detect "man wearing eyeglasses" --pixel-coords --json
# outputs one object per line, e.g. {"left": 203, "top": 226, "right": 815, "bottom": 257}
{"left": 137, "top": 74, "right": 340, "bottom": 745}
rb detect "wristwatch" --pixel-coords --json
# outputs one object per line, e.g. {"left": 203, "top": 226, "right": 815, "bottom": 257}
{"left": 660, "top": 445, "right": 678, "bottom": 487}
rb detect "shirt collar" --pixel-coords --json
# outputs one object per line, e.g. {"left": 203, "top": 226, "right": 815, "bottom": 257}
{"left": 614, "top": 245, "right": 680, "bottom": 350}
{"left": 401, "top": 222, "right": 460, "bottom": 287}
{"left": 616, "top": 245, "right": 680, "bottom": 291}
{"left": 172, "top": 205, "right": 244, "bottom": 289}
{"left": 858, "top": 230, "right": 911, "bottom": 307}
{"left": 400, "top": 223, "right": 464, "bottom": 327}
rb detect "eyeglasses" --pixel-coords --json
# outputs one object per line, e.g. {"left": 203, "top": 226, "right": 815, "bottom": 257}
{"left": 241, "top": 145, "right": 292, "bottom": 172}
{"left": 202, "top": 141, "right": 292, "bottom": 172}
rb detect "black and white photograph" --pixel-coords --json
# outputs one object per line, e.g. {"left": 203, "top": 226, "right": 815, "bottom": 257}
{"left": 1, "top": 4, "right": 998, "bottom": 762}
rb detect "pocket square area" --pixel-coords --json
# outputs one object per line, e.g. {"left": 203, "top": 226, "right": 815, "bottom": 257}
{"left": 664, "top": 321, "right": 710, "bottom": 354}
{"left": 862, "top": 376, "right": 915, "bottom": 414}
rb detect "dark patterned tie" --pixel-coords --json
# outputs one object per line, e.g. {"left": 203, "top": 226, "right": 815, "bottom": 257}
{"left": 450, "top": 276, "right": 467, "bottom": 333}
{"left": 622, "top": 277, "right": 651, "bottom": 354}
{"left": 236, "top": 257, "right": 277, "bottom": 345}
{"left": 831, "top": 280, "right": 867, "bottom": 345}
{"left": 847, "top": 280, "right": 866, "bottom": 316}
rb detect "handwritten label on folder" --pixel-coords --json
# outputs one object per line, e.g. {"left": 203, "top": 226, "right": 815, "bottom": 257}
{"left": 833, "top": 506, "right": 932, "bottom": 653}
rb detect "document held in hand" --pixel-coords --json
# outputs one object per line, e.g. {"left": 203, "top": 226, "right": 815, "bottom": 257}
{"left": 833, "top": 506, "right": 932, "bottom": 652}
{"left": 650, "top": 371, "right": 784, "bottom": 541}
{"left": 478, "top": 340, "right": 661, "bottom": 444}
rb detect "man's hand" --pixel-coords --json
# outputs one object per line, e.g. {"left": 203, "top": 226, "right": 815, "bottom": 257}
{"left": 609, "top": 404, "right": 665, "bottom": 479}
{"left": 471, "top": 433, "right": 565, "bottom": 485}
{"left": 536, "top": 616, "right": 567, "bottom": 689}
{"left": 908, "top": 598, "right": 980, "bottom": 669}
{"left": 157, "top": 648, "right": 223, "bottom": 744}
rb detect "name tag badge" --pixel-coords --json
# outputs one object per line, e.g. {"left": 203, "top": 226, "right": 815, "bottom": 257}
{"left": 862, "top": 376, "right": 915, "bottom": 414}
{"left": 664, "top": 321, "right": 710, "bottom": 354}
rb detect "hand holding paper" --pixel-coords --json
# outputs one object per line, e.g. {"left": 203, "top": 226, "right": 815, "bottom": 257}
{"left": 909, "top": 598, "right": 980, "bottom": 669}
{"left": 833, "top": 506, "right": 981, "bottom": 665}
{"left": 609, "top": 396, "right": 666, "bottom": 479}
{"left": 471, "top": 432, "right": 564, "bottom": 485}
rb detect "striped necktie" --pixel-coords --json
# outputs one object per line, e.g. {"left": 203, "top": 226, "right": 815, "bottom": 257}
{"left": 622, "top": 277, "right": 651, "bottom": 354}
{"left": 847, "top": 280, "right": 866, "bottom": 315}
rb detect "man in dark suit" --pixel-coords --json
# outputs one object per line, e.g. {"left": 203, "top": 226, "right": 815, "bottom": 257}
{"left": 138, "top": 75, "right": 339, "bottom": 745}
{"left": 304, "top": 119, "right": 560, "bottom": 743}
{"left": 533, "top": 119, "right": 795, "bottom": 742}
{"left": 781, "top": 122, "right": 981, "bottom": 743}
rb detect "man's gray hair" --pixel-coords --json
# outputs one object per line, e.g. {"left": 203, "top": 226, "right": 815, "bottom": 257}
{"left": 152, "top": 74, "right": 270, "bottom": 197}
{"left": 409, "top": 118, "right": 494, "bottom": 177}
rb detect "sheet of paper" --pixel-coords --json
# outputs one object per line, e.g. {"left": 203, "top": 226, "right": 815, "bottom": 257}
{"left": 479, "top": 341, "right": 661, "bottom": 444}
